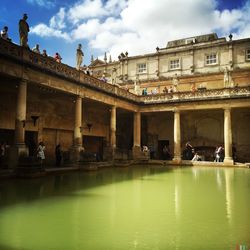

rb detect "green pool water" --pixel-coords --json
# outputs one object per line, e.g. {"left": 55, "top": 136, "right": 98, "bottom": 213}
{"left": 0, "top": 166, "right": 249, "bottom": 250}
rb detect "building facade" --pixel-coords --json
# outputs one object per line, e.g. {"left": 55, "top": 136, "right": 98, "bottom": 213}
{"left": 0, "top": 33, "right": 250, "bottom": 168}
{"left": 89, "top": 33, "right": 250, "bottom": 94}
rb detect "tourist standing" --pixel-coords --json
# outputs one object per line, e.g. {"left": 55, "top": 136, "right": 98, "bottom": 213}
{"left": 19, "top": 14, "right": 29, "bottom": 47}
{"left": 55, "top": 144, "right": 62, "bottom": 167}
{"left": 162, "top": 145, "right": 170, "bottom": 160}
{"left": 37, "top": 142, "right": 45, "bottom": 168}
{"left": 0, "top": 142, "right": 6, "bottom": 167}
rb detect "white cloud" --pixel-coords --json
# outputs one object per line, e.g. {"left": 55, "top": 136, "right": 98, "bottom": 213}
{"left": 68, "top": 0, "right": 107, "bottom": 24}
{"left": 30, "top": 23, "right": 71, "bottom": 41}
{"left": 71, "top": 19, "right": 102, "bottom": 39}
{"left": 30, "top": 0, "right": 250, "bottom": 63}
{"left": 50, "top": 8, "right": 66, "bottom": 29}
{"left": 27, "top": 0, "right": 55, "bottom": 8}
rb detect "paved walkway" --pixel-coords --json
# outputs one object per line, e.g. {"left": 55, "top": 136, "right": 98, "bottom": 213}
{"left": 0, "top": 160, "right": 249, "bottom": 179}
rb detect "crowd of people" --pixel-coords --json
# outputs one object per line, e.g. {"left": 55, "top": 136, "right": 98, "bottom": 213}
{"left": 182, "top": 141, "right": 237, "bottom": 162}
{"left": 137, "top": 141, "right": 237, "bottom": 163}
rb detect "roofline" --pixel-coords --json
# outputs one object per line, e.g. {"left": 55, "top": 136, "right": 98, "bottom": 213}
{"left": 90, "top": 36, "right": 250, "bottom": 68}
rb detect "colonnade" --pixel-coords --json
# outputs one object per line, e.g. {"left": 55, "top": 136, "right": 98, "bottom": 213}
{"left": 13, "top": 79, "right": 234, "bottom": 165}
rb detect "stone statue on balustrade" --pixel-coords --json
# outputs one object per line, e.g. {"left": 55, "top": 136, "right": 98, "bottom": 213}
{"left": 134, "top": 80, "right": 141, "bottom": 95}
{"left": 76, "top": 44, "right": 84, "bottom": 70}
{"left": 19, "top": 14, "right": 29, "bottom": 47}
{"left": 224, "top": 67, "right": 234, "bottom": 88}
{"left": 172, "top": 74, "right": 179, "bottom": 92}
{"left": 112, "top": 67, "right": 117, "bottom": 85}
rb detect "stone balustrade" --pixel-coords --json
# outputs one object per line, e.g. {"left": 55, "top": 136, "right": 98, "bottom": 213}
{"left": 1, "top": 38, "right": 250, "bottom": 105}
{"left": 138, "top": 86, "right": 250, "bottom": 104}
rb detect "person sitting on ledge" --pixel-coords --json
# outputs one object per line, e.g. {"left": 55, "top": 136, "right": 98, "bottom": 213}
{"left": 192, "top": 152, "right": 202, "bottom": 161}
{"left": 0, "top": 26, "right": 11, "bottom": 42}
{"left": 42, "top": 49, "right": 47, "bottom": 57}
{"left": 32, "top": 44, "right": 40, "bottom": 54}
{"left": 54, "top": 52, "right": 62, "bottom": 63}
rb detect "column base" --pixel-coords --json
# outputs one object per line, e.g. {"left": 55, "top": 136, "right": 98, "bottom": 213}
{"left": 69, "top": 145, "right": 85, "bottom": 163}
{"left": 223, "top": 157, "right": 234, "bottom": 165}
{"left": 103, "top": 146, "right": 117, "bottom": 161}
{"left": 172, "top": 156, "right": 182, "bottom": 165}
{"left": 132, "top": 146, "right": 145, "bottom": 160}
{"left": 9, "top": 144, "right": 29, "bottom": 168}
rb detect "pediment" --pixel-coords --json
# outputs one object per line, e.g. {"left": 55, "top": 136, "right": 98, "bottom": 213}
{"left": 89, "top": 59, "right": 105, "bottom": 67}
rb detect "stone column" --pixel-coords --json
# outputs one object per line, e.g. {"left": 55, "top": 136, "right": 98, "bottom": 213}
{"left": 74, "top": 96, "right": 82, "bottom": 146}
{"left": 15, "top": 79, "right": 27, "bottom": 146}
{"left": 110, "top": 105, "right": 116, "bottom": 149}
{"left": 9, "top": 79, "right": 29, "bottom": 167}
{"left": 70, "top": 96, "right": 84, "bottom": 162}
{"left": 173, "top": 109, "right": 181, "bottom": 163}
{"left": 132, "top": 111, "right": 141, "bottom": 158}
{"left": 224, "top": 108, "right": 234, "bottom": 165}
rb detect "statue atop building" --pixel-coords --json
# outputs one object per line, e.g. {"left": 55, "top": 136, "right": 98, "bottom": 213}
{"left": 19, "top": 13, "right": 29, "bottom": 47}
{"left": 224, "top": 67, "right": 234, "bottom": 88}
{"left": 172, "top": 74, "right": 179, "bottom": 86}
{"left": 76, "top": 44, "right": 84, "bottom": 70}
{"left": 172, "top": 74, "right": 179, "bottom": 92}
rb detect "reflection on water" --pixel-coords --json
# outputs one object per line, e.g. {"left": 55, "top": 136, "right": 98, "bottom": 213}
{"left": 0, "top": 166, "right": 249, "bottom": 250}
{"left": 225, "top": 169, "right": 234, "bottom": 225}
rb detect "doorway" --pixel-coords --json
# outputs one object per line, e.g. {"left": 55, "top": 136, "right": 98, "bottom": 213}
{"left": 25, "top": 131, "right": 38, "bottom": 157}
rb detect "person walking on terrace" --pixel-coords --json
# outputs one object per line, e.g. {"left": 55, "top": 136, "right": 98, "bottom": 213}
{"left": 19, "top": 13, "right": 29, "bottom": 47}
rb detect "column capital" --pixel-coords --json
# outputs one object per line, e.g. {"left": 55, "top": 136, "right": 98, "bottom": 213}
{"left": 172, "top": 107, "right": 180, "bottom": 113}
{"left": 223, "top": 106, "right": 231, "bottom": 111}
{"left": 18, "top": 78, "right": 28, "bottom": 86}
{"left": 75, "top": 95, "right": 82, "bottom": 100}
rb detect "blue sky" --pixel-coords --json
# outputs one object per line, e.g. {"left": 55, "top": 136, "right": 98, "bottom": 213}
{"left": 1, "top": 0, "right": 249, "bottom": 67}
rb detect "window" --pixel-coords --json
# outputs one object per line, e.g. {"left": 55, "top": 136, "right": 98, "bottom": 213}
{"left": 137, "top": 63, "right": 147, "bottom": 74}
{"left": 246, "top": 49, "right": 250, "bottom": 61}
{"left": 206, "top": 53, "right": 217, "bottom": 65}
{"left": 170, "top": 59, "right": 180, "bottom": 70}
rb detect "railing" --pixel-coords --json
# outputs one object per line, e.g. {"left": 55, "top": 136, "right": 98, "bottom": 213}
{"left": 1, "top": 38, "right": 250, "bottom": 105}
{"left": 0, "top": 38, "right": 138, "bottom": 102}
{"left": 138, "top": 86, "right": 250, "bottom": 104}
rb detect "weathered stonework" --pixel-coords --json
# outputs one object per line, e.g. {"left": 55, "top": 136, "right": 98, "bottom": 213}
{"left": 0, "top": 34, "right": 250, "bottom": 167}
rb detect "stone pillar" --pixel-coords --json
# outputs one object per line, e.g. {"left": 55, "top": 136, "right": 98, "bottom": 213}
{"left": 9, "top": 79, "right": 29, "bottom": 167}
{"left": 224, "top": 108, "right": 234, "bottom": 165}
{"left": 15, "top": 79, "right": 27, "bottom": 145}
{"left": 74, "top": 96, "right": 82, "bottom": 146}
{"left": 70, "top": 96, "right": 84, "bottom": 162}
{"left": 173, "top": 109, "right": 181, "bottom": 163}
{"left": 132, "top": 111, "right": 141, "bottom": 159}
{"left": 109, "top": 105, "right": 116, "bottom": 160}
